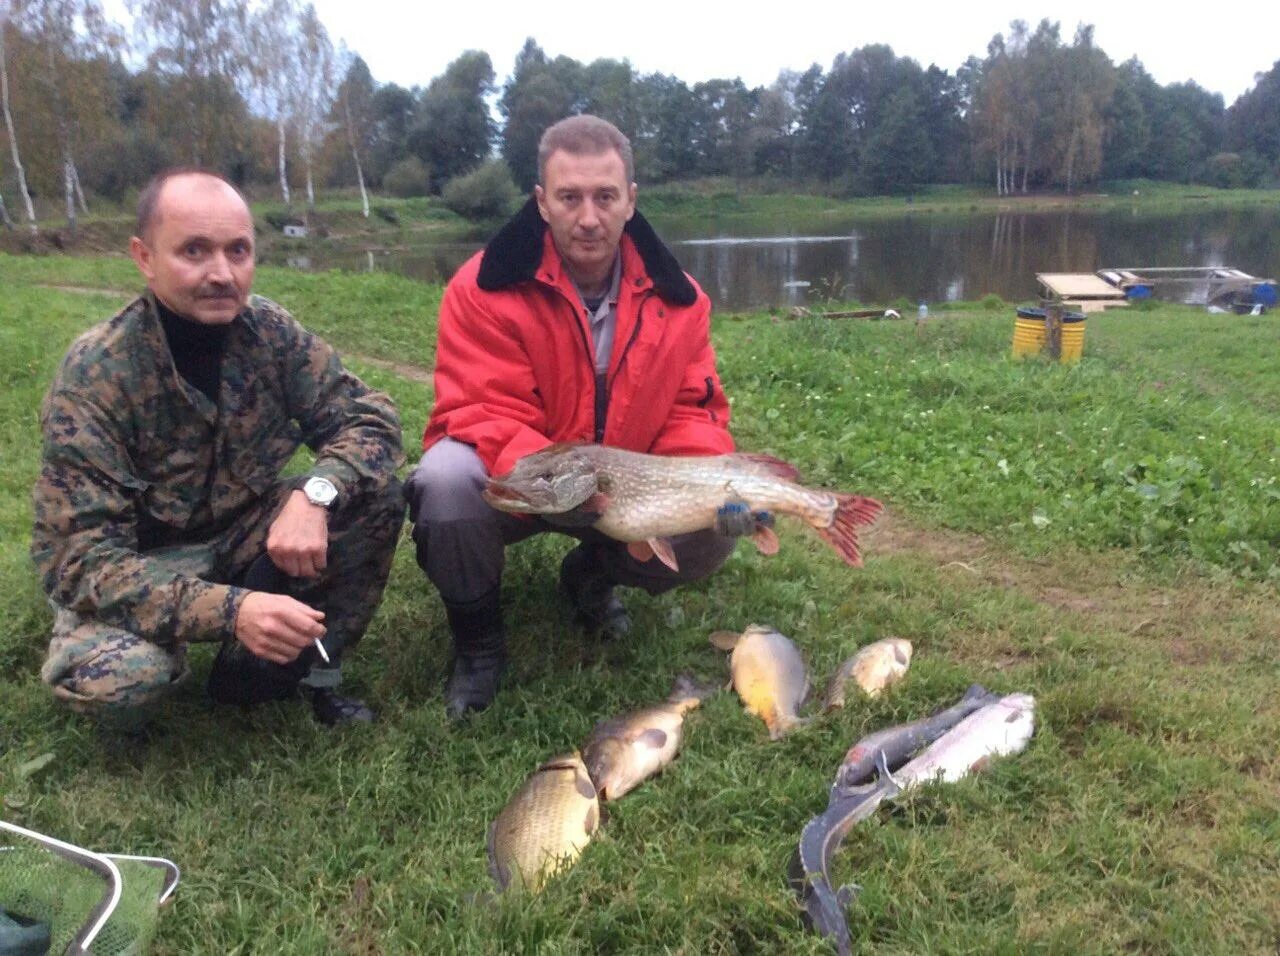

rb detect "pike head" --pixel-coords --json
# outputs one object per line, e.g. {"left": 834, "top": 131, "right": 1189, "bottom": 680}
{"left": 483, "top": 444, "right": 601, "bottom": 515}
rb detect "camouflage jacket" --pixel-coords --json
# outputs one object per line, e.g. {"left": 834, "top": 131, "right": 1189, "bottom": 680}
{"left": 31, "top": 292, "right": 404, "bottom": 645}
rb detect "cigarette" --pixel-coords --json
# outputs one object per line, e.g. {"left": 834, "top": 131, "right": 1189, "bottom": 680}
{"left": 314, "top": 638, "right": 330, "bottom": 664}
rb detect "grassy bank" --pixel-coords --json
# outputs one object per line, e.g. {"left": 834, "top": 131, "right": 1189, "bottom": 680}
{"left": 0, "top": 257, "right": 1277, "bottom": 953}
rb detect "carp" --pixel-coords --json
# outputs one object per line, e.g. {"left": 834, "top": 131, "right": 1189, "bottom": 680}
{"left": 823, "top": 637, "right": 913, "bottom": 709}
{"left": 483, "top": 444, "right": 883, "bottom": 571}
{"left": 709, "top": 625, "right": 812, "bottom": 740}
{"left": 582, "top": 675, "right": 718, "bottom": 800}
{"left": 487, "top": 752, "right": 601, "bottom": 893}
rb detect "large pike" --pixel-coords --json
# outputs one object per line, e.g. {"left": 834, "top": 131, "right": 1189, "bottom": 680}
{"left": 710, "top": 625, "right": 812, "bottom": 740}
{"left": 483, "top": 444, "right": 883, "bottom": 571}
{"left": 487, "top": 752, "right": 601, "bottom": 893}
{"left": 789, "top": 688, "right": 1036, "bottom": 955}
{"left": 582, "top": 675, "right": 718, "bottom": 800}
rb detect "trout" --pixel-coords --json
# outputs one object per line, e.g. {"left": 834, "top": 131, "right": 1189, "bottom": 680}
{"left": 790, "top": 687, "right": 1035, "bottom": 955}
{"left": 822, "top": 637, "right": 913, "bottom": 709}
{"left": 487, "top": 752, "right": 601, "bottom": 893}
{"left": 582, "top": 675, "right": 718, "bottom": 801}
{"left": 709, "top": 625, "right": 812, "bottom": 740}
{"left": 483, "top": 444, "right": 883, "bottom": 571}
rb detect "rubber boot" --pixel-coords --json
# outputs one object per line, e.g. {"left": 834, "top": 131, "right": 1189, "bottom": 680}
{"left": 444, "top": 589, "right": 507, "bottom": 720}
{"left": 559, "top": 544, "right": 631, "bottom": 639}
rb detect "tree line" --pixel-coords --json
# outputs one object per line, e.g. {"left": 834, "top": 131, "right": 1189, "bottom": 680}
{"left": 2, "top": 0, "right": 1278, "bottom": 234}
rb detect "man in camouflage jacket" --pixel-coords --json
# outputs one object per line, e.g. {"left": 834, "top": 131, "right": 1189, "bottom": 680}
{"left": 31, "top": 169, "right": 405, "bottom": 726}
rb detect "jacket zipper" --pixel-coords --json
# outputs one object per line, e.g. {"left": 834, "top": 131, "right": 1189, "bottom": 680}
{"left": 555, "top": 284, "right": 652, "bottom": 444}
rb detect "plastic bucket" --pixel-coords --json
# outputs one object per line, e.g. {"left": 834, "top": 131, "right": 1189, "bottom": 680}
{"left": 1011, "top": 307, "right": 1086, "bottom": 362}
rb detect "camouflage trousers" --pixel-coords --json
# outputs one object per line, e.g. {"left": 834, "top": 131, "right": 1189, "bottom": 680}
{"left": 41, "top": 478, "right": 405, "bottom": 714}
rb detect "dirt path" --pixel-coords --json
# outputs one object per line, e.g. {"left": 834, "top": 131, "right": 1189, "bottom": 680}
{"left": 869, "top": 510, "right": 1277, "bottom": 663}
{"left": 37, "top": 283, "right": 133, "bottom": 298}
{"left": 344, "top": 352, "right": 433, "bottom": 385}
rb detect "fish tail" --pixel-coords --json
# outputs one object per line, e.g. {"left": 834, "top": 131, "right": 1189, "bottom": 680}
{"left": 769, "top": 713, "right": 814, "bottom": 740}
{"left": 668, "top": 673, "right": 719, "bottom": 710}
{"left": 815, "top": 493, "right": 884, "bottom": 567}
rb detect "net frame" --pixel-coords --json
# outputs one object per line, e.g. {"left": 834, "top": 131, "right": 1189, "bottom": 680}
{"left": 1, "top": 822, "right": 181, "bottom": 955}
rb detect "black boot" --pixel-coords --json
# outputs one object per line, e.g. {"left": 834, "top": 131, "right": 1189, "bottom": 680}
{"left": 559, "top": 545, "right": 631, "bottom": 639}
{"left": 305, "top": 686, "right": 376, "bottom": 726}
{"left": 444, "top": 590, "right": 507, "bottom": 720}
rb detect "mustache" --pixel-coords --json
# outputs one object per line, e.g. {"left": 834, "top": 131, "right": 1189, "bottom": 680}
{"left": 197, "top": 283, "right": 240, "bottom": 299}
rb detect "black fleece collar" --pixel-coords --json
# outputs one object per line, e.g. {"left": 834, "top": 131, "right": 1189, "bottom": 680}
{"left": 476, "top": 196, "right": 697, "bottom": 307}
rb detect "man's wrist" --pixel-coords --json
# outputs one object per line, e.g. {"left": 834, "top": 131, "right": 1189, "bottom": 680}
{"left": 301, "top": 475, "right": 339, "bottom": 509}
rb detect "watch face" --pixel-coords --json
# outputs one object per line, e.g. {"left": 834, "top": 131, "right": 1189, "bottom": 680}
{"left": 304, "top": 477, "right": 338, "bottom": 507}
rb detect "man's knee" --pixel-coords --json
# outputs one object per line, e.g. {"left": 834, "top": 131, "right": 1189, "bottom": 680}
{"left": 404, "top": 439, "right": 491, "bottom": 527}
{"left": 42, "top": 623, "right": 188, "bottom": 714}
{"left": 338, "top": 477, "right": 405, "bottom": 544}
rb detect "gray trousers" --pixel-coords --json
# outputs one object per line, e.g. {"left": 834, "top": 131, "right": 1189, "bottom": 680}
{"left": 404, "top": 438, "right": 734, "bottom": 605}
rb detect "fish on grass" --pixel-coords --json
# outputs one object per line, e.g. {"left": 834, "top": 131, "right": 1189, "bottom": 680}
{"left": 583, "top": 675, "right": 718, "bottom": 800}
{"left": 487, "top": 752, "right": 601, "bottom": 893}
{"left": 710, "top": 625, "right": 812, "bottom": 740}
{"left": 823, "top": 637, "right": 913, "bottom": 709}
{"left": 483, "top": 444, "right": 883, "bottom": 572}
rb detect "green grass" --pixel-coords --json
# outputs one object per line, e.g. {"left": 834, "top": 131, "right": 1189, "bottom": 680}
{"left": 0, "top": 256, "right": 1277, "bottom": 954}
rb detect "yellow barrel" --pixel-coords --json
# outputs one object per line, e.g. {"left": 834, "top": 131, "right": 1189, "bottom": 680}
{"left": 1011, "top": 307, "right": 1086, "bottom": 362}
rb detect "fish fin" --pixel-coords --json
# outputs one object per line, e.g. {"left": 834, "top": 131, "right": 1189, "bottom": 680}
{"left": 647, "top": 537, "right": 680, "bottom": 571}
{"left": 635, "top": 728, "right": 669, "bottom": 749}
{"left": 708, "top": 630, "right": 741, "bottom": 651}
{"left": 751, "top": 525, "right": 781, "bottom": 556}
{"left": 815, "top": 493, "right": 884, "bottom": 567}
{"left": 732, "top": 452, "right": 804, "bottom": 482}
{"left": 627, "top": 540, "right": 654, "bottom": 563}
{"left": 486, "top": 823, "right": 510, "bottom": 891}
{"left": 580, "top": 492, "right": 610, "bottom": 515}
{"left": 837, "top": 883, "right": 862, "bottom": 908}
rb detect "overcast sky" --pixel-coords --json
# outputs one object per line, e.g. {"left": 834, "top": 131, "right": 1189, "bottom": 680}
{"left": 306, "top": 0, "right": 1276, "bottom": 105}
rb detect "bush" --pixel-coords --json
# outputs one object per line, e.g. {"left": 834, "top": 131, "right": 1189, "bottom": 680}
{"left": 440, "top": 160, "right": 520, "bottom": 221}
{"left": 980, "top": 294, "right": 1004, "bottom": 310}
{"left": 383, "top": 157, "right": 431, "bottom": 198}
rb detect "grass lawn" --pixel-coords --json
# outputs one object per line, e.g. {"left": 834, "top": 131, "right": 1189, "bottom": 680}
{"left": 0, "top": 254, "right": 1277, "bottom": 954}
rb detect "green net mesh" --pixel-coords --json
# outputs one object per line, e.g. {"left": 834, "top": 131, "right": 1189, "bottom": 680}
{"left": 0, "top": 830, "right": 169, "bottom": 956}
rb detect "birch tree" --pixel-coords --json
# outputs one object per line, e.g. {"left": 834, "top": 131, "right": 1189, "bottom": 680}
{"left": 334, "top": 46, "right": 373, "bottom": 217}
{"left": 247, "top": 0, "right": 300, "bottom": 206}
{"left": 292, "top": 3, "right": 333, "bottom": 209}
{"left": 12, "top": 0, "right": 122, "bottom": 232}
{"left": 0, "top": 1, "right": 36, "bottom": 231}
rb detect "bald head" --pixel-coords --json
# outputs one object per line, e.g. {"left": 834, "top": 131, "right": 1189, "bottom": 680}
{"left": 129, "top": 168, "right": 256, "bottom": 325}
{"left": 135, "top": 168, "right": 250, "bottom": 243}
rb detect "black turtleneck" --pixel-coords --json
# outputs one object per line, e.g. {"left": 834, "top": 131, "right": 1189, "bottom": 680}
{"left": 156, "top": 297, "right": 231, "bottom": 405}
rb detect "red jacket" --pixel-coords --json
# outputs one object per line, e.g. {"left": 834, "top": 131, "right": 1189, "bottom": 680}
{"left": 424, "top": 199, "right": 733, "bottom": 476}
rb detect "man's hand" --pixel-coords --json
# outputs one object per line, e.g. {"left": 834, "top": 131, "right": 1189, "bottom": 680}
{"left": 234, "top": 591, "right": 325, "bottom": 664}
{"left": 714, "top": 500, "right": 774, "bottom": 538}
{"left": 266, "top": 489, "right": 330, "bottom": 578}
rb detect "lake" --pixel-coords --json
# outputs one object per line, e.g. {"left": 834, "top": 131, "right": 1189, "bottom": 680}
{"left": 265, "top": 205, "right": 1279, "bottom": 312}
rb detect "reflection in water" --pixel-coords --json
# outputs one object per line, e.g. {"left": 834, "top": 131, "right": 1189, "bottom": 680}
{"left": 263, "top": 207, "right": 1280, "bottom": 312}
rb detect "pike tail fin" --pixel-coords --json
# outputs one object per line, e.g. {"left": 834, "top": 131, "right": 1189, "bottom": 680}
{"left": 815, "top": 494, "right": 884, "bottom": 567}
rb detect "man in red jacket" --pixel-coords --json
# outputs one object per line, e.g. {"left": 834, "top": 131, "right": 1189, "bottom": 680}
{"left": 405, "top": 115, "right": 767, "bottom": 718}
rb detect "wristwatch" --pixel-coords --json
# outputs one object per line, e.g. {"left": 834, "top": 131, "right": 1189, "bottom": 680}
{"left": 302, "top": 476, "right": 339, "bottom": 509}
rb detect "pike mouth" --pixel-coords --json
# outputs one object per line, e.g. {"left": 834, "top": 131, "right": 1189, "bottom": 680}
{"left": 482, "top": 482, "right": 531, "bottom": 506}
